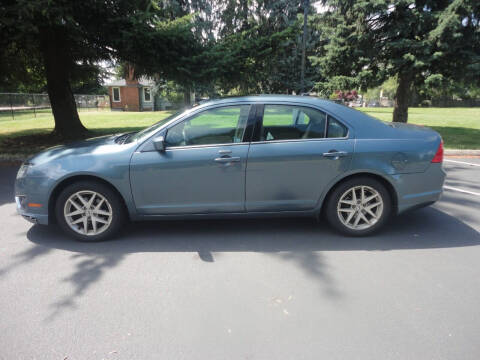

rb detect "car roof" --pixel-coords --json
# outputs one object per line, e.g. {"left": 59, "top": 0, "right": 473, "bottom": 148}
{"left": 196, "top": 95, "right": 364, "bottom": 117}
{"left": 198, "top": 94, "right": 328, "bottom": 107}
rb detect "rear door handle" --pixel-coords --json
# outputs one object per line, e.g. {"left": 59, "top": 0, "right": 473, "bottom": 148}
{"left": 214, "top": 156, "right": 241, "bottom": 163}
{"left": 322, "top": 151, "right": 348, "bottom": 158}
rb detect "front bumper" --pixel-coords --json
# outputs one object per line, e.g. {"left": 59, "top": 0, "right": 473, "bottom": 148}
{"left": 15, "top": 195, "right": 50, "bottom": 225}
{"left": 15, "top": 169, "right": 52, "bottom": 225}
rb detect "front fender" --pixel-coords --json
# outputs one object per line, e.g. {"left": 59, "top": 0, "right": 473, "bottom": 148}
{"left": 47, "top": 170, "right": 137, "bottom": 219}
{"left": 16, "top": 142, "right": 137, "bottom": 224}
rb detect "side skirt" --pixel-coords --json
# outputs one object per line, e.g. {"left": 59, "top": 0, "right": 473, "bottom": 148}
{"left": 133, "top": 210, "right": 318, "bottom": 222}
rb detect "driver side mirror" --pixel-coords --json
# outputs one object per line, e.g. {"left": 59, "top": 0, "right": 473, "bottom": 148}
{"left": 153, "top": 136, "right": 166, "bottom": 152}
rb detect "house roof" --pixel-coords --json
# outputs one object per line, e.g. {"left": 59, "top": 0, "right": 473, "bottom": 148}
{"left": 105, "top": 77, "right": 155, "bottom": 87}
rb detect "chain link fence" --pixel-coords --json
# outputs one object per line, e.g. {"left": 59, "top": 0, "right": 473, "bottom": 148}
{"left": 0, "top": 93, "right": 110, "bottom": 121}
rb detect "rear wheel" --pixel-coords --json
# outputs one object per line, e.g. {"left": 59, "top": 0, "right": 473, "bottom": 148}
{"left": 55, "top": 181, "right": 126, "bottom": 241}
{"left": 325, "top": 177, "right": 392, "bottom": 236}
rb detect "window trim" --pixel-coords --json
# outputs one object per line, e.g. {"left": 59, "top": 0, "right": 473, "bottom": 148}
{"left": 143, "top": 87, "right": 152, "bottom": 103}
{"left": 164, "top": 104, "right": 254, "bottom": 149}
{"left": 164, "top": 142, "right": 250, "bottom": 151}
{"left": 250, "top": 137, "right": 349, "bottom": 146}
{"left": 112, "top": 87, "right": 121, "bottom": 102}
{"left": 252, "top": 103, "right": 350, "bottom": 143}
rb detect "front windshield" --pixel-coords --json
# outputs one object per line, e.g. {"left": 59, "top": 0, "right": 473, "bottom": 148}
{"left": 125, "top": 110, "right": 184, "bottom": 143}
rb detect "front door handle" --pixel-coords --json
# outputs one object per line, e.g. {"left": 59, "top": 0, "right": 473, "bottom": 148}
{"left": 214, "top": 156, "right": 241, "bottom": 163}
{"left": 322, "top": 150, "right": 348, "bottom": 159}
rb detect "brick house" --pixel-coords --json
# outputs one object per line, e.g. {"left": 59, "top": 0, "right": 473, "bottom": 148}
{"left": 106, "top": 77, "right": 154, "bottom": 111}
{"left": 106, "top": 77, "right": 171, "bottom": 111}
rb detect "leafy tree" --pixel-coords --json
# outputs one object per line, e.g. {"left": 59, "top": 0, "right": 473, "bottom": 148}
{"left": 0, "top": 0, "right": 199, "bottom": 138}
{"left": 420, "top": 78, "right": 480, "bottom": 101}
{"left": 361, "top": 77, "right": 398, "bottom": 104}
{"left": 362, "top": 87, "right": 381, "bottom": 103}
{"left": 0, "top": 42, "right": 47, "bottom": 93}
{"left": 204, "top": 0, "right": 319, "bottom": 95}
{"left": 0, "top": 41, "right": 107, "bottom": 95}
{"left": 311, "top": 0, "right": 480, "bottom": 122}
{"left": 145, "top": 0, "right": 317, "bottom": 98}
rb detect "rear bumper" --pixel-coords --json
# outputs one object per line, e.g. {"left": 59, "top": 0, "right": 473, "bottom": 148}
{"left": 397, "top": 191, "right": 442, "bottom": 214}
{"left": 393, "top": 163, "right": 446, "bottom": 214}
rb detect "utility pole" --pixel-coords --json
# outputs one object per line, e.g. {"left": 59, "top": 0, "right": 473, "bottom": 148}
{"left": 300, "top": 0, "right": 309, "bottom": 94}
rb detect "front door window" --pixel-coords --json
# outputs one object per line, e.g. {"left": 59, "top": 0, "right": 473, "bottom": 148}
{"left": 165, "top": 105, "right": 251, "bottom": 147}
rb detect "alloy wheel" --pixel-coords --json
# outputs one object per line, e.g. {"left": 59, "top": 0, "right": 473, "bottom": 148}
{"left": 337, "top": 185, "right": 384, "bottom": 230}
{"left": 63, "top": 190, "right": 113, "bottom": 236}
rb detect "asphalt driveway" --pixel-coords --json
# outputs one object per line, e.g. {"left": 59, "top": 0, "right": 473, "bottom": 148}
{"left": 0, "top": 159, "right": 479, "bottom": 360}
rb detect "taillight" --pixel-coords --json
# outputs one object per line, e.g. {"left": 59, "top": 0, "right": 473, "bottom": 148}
{"left": 431, "top": 140, "right": 444, "bottom": 163}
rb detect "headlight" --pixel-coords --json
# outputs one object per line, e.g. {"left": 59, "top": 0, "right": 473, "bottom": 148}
{"left": 16, "top": 163, "right": 32, "bottom": 179}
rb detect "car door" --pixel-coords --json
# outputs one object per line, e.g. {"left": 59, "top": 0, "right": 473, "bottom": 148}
{"left": 130, "top": 104, "right": 254, "bottom": 215}
{"left": 245, "top": 103, "right": 354, "bottom": 212}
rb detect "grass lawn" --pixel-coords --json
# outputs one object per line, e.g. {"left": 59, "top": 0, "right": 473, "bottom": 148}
{"left": 0, "top": 107, "right": 479, "bottom": 159}
{"left": 359, "top": 107, "right": 480, "bottom": 149}
{"left": 0, "top": 109, "right": 174, "bottom": 158}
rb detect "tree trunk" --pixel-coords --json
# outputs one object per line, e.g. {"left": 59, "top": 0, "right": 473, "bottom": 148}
{"left": 183, "top": 87, "right": 192, "bottom": 108}
{"left": 392, "top": 72, "right": 412, "bottom": 123}
{"left": 40, "top": 27, "right": 87, "bottom": 139}
{"left": 300, "top": 0, "right": 309, "bottom": 94}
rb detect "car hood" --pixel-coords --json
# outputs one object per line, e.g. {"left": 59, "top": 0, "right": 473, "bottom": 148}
{"left": 27, "top": 134, "right": 122, "bottom": 165}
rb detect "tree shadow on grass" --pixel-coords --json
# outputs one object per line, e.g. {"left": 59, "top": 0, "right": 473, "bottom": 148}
{"left": 0, "top": 127, "right": 147, "bottom": 156}
{"left": 19, "top": 206, "right": 480, "bottom": 321}
{"left": 427, "top": 126, "right": 480, "bottom": 150}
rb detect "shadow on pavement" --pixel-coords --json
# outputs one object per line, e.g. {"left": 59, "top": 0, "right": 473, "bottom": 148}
{"left": 27, "top": 206, "right": 479, "bottom": 254}
{"left": 0, "top": 165, "right": 18, "bottom": 206}
{"left": 18, "top": 206, "right": 480, "bottom": 320}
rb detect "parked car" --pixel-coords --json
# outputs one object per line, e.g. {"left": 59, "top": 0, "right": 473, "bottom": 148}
{"left": 15, "top": 95, "right": 445, "bottom": 241}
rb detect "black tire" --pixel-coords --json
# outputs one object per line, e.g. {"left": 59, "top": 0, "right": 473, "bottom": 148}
{"left": 325, "top": 177, "right": 392, "bottom": 236}
{"left": 55, "top": 181, "right": 126, "bottom": 241}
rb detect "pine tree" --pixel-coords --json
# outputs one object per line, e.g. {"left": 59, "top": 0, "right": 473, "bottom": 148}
{"left": 311, "top": 0, "right": 480, "bottom": 122}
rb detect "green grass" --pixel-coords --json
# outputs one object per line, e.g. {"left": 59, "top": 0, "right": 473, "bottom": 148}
{"left": 359, "top": 107, "right": 480, "bottom": 149}
{"left": 0, "top": 109, "right": 174, "bottom": 158}
{"left": 0, "top": 108, "right": 172, "bottom": 134}
{"left": 0, "top": 107, "right": 479, "bottom": 159}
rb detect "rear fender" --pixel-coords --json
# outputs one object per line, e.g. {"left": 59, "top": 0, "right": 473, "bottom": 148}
{"left": 315, "top": 169, "right": 399, "bottom": 214}
{"left": 353, "top": 138, "right": 440, "bottom": 175}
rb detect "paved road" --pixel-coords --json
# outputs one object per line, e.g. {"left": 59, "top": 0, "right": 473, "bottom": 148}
{"left": 1, "top": 160, "right": 479, "bottom": 360}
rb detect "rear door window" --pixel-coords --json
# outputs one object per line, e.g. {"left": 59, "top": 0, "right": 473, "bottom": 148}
{"left": 260, "top": 105, "right": 327, "bottom": 141}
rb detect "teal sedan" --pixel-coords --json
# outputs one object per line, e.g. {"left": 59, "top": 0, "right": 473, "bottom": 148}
{"left": 15, "top": 95, "right": 446, "bottom": 241}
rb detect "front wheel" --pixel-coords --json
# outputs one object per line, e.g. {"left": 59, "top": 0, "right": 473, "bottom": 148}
{"left": 55, "top": 181, "right": 126, "bottom": 241}
{"left": 325, "top": 177, "right": 392, "bottom": 236}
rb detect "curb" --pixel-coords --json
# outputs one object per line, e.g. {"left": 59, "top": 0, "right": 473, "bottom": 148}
{"left": 0, "top": 155, "right": 29, "bottom": 165}
{"left": 444, "top": 150, "right": 480, "bottom": 156}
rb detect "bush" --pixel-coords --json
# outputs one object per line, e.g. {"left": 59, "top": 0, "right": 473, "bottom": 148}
{"left": 420, "top": 99, "right": 432, "bottom": 107}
